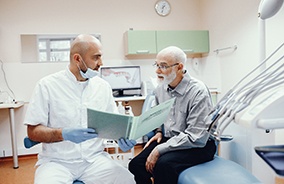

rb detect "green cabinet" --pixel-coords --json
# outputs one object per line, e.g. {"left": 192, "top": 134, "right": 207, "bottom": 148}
{"left": 156, "top": 30, "right": 209, "bottom": 54}
{"left": 124, "top": 30, "right": 210, "bottom": 56}
{"left": 124, "top": 31, "right": 157, "bottom": 55}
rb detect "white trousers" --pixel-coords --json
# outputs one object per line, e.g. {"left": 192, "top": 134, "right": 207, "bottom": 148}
{"left": 34, "top": 153, "right": 135, "bottom": 184}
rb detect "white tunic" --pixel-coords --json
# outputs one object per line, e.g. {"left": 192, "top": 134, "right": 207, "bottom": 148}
{"left": 24, "top": 66, "right": 118, "bottom": 165}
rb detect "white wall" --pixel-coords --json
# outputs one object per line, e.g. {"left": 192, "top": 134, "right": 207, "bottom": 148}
{"left": 200, "top": 0, "right": 260, "bottom": 94}
{"left": 0, "top": 0, "right": 218, "bottom": 157}
{"left": 0, "top": 0, "right": 210, "bottom": 101}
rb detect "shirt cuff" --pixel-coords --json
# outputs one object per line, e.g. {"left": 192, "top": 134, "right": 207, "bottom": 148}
{"left": 155, "top": 129, "right": 163, "bottom": 135}
{"left": 156, "top": 142, "right": 170, "bottom": 155}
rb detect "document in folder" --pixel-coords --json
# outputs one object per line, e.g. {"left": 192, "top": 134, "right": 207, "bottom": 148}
{"left": 87, "top": 98, "right": 175, "bottom": 140}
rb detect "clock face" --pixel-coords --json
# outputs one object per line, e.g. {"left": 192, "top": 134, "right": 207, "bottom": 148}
{"left": 155, "top": 0, "right": 171, "bottom": 17}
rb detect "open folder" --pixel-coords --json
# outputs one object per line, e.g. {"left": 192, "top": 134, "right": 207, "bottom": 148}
{"left": 87, "top": 98, "right": 175, "bottom": 140}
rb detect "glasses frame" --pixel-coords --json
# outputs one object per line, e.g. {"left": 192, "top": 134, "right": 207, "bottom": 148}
{"left": 153, "top": 62, "right": 179, "bottom": 71}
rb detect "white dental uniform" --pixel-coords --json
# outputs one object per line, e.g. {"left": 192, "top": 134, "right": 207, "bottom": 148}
{"left": 24, "top": 66, "right": 135, "bottom": 184}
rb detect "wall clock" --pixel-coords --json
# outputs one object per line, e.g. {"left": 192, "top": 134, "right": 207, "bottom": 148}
{"left": 155, "top": 0, "right": 171, "bottom": 17}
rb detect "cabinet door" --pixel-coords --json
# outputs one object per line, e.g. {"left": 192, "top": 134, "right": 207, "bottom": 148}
{"left": 156, "top": 30, "right": 209, "bottom": 54}
{"left": 124, "top": 31, "right": 157, "bottom": 55}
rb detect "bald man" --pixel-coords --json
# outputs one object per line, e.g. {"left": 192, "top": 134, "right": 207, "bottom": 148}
{"left": 24, "top": 34, "right": 135, "bottom": 184}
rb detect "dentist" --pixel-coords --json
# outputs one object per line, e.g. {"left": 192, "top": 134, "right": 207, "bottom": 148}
{"left": 24, "top": 34, "right": 135, "bottom": 184}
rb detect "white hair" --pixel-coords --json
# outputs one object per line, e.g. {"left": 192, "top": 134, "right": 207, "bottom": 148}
{"left": 157, "top": 46, "right": 187, "bottom": 66}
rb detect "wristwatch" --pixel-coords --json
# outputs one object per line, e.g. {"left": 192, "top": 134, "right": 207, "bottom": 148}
{"left": 155, "top": 129, "right": 163, "bottom": 134}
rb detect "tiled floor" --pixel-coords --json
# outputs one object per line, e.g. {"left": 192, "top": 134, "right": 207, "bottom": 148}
{"left": 0, "top": 144, "right": 143, "bottom": 184}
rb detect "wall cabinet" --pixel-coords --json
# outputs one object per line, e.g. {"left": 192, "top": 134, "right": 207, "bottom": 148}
{"left": 124, "top": 31, "right": 157, "bottom": 55}
{"left": 124, "top": 30, "right": 209, "bottom": 57}
{"left": 156, "top": 30, "right": 209, "bottom": 54}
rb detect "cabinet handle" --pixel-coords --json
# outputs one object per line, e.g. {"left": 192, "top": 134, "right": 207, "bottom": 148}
{"left": 136, "top": 50, "right": 150, "bottom": 54}
{"left": 182, "top": 49, "right": 194, "bottom": 53}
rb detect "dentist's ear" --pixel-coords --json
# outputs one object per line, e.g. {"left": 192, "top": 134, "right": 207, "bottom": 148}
{"left": 73, "top": 54, "right": 81, "bottom": 64}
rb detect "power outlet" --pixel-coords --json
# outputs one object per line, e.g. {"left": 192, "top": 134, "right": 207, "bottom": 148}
{"left": 0, "top": 150, "right": 5, "bottom": 157}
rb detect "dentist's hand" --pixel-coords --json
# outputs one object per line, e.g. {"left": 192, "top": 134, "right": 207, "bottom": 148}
{"left": 118, "top": 138, "right": 136, "bottom": 152}
{"left": 62, "top": 128, "right": 97, "bottom": 144}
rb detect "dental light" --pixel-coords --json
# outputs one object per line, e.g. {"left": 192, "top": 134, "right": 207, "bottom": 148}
{"left": 258, "top": 0, "right": 283, "bottom": 70}
{"left": 258, "top": 0, "right": 283, "bottom": 19}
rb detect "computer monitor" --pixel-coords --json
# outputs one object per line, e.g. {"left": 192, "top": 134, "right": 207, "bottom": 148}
{"left": 100, "top": 65, "right": 142, "bottom": 97}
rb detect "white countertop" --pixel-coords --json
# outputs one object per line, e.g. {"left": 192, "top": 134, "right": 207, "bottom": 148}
{"left": 114, "top": 96, "right": 146, "bottom": 102}
{"left": 0, "top": 101, "right": 25, "bottom": 109}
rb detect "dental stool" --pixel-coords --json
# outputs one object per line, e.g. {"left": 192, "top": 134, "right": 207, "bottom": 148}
{"left": 177, "top": 156, "right": 261, "bottom": 184}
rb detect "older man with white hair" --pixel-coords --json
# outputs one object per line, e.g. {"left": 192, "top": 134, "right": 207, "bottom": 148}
{"left": 129, "top": 46, "right": 216, "bottom": 184}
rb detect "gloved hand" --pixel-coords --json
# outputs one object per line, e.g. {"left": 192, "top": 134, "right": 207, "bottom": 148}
{"left": 62, "top": 128, "right": 97, "bottom": 144}
{"left": 24, "top": 137, "right": 40, "bottom": 149}
{"left": 118, "top": 138, "right": 136, "bottom": 152}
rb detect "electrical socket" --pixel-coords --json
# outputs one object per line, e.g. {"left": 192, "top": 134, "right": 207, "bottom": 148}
{"left": 0, "top": 150, "right": 5, "bottom": 157}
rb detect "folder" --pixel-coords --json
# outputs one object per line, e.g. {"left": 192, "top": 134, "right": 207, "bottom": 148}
{"left": 87, "top": 98, "right": 175, "bottom": 140}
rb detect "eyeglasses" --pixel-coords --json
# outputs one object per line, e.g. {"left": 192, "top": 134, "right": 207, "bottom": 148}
{"left": 153, "top": 62, "right": 179, "bottom": 71}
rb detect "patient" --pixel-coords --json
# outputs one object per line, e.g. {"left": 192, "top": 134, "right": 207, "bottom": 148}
{"left": 23, "top": 34, "right": 135, "bottom": 184}
{"left": 128, "top": 46, "right": 216, "bottom": 184}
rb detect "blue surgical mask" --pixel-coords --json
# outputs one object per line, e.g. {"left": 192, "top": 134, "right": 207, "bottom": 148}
{"left": 78, "top": 58, "right": 99, "bottom": 79}
{"left": 80, "top": 68, "right": 99, "bottom": 79}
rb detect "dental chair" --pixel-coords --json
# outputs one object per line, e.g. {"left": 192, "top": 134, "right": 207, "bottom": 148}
{"left": 177, "top": 155, "right": 261, "bottom": 184}
{"left": 142, "top": 94, "right": 262, "bottom": 184}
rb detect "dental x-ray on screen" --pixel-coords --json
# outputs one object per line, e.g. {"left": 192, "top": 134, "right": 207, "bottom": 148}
{"left": 100, "top": 66, "right": 141, "bottom": 97}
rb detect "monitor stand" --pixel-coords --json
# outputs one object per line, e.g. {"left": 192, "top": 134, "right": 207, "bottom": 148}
{"left": 118, "top": 90, "right": 124, "bottom": 97}
{"left": 113, "top": 90, "right": 125, "bottom": 97}
{"left": 113, "top": 89, "right": 141, "bottom": 97}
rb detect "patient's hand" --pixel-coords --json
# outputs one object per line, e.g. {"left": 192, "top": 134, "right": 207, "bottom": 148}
{"left": 144, "top": 132, "right": 162, "bottom": 149}
{"left": 146, "top": 147, "right": 160, "bottom": 174}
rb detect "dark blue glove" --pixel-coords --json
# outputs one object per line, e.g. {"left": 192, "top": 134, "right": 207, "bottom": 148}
{"left": 62, "top": 128, "right": 97, "bottom": 143}
{"left": 24, "top": 137, "right": 40, "bottom": 148}
{"left": 118, "top": 138, "right": 136, "bottom": 152}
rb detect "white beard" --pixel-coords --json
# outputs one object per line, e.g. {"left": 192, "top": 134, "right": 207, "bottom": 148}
{"left": 157, "top": 70, "right": 176, "bottom": 86}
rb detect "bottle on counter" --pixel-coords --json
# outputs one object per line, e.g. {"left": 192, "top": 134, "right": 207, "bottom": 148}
{"left": 124, "top": 101, "right": 134, "bottom": 116}
{"left": 117, "top": 101, "right": 125, "bottom": 114}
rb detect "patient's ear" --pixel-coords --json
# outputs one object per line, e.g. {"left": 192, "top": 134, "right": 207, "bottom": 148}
{"left": 179, "top": 62, "right": 183, "bottom": 68}
{"left": 177, "top": 63, "right": 185, "bottom": 73}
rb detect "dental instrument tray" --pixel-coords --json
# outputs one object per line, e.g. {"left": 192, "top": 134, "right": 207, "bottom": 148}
{"left": 255, "top": 145, "right": 284, "bottom": 176}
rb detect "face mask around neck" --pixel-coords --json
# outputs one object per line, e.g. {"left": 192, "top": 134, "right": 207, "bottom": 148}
{"left": 78, "top": 58, "right": 99, "bottom": 79}
{"left": 80, "top": 68, "right": 99, "bottom": 79}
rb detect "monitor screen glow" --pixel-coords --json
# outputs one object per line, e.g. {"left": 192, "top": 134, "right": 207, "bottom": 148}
{"left": 100, "top": 66, "right": 141, "bottom": 96}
